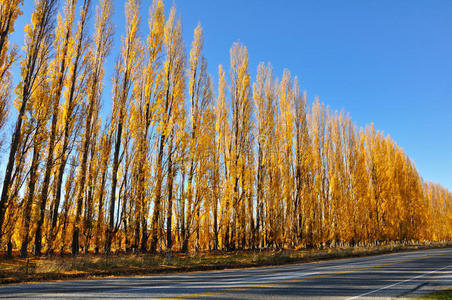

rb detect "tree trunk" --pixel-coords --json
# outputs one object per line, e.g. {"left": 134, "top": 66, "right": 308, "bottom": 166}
{"left": 150, "top": 134, "right": 165, "bottom": 253}
{"left": 166, "top": 136, "right": 175, "bottom": 251}
{"left": 106, "top": 117, "right": 123, "bottom": 254}
{"left": 20, "top": 146, "right": 41, "bottom": 258}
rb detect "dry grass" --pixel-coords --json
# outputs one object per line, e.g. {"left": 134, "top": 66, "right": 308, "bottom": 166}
{"left": 0, "top": 242, "right": 450, "bottom": 284}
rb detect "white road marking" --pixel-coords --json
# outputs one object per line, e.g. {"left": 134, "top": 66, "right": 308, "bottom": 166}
{"left": 345, "top": 263, "right": 452, "bottom": 299}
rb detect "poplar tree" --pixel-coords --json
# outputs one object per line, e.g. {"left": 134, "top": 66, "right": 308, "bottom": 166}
{"left": 149, "top": 6, "right": 185, "bottom": 253}
{"left": 70, "top": 0, "right": 113, "bottom": 255}
{"left": 228, "top": 42, "right": 251, "bottom": 250}
{"left": 48, "top": 0, "right": 91, "bottom": 256}
{"left": 253, "top": 63, "right": 276, "bottom": 248}
{"left": 215, "top": 64, "right": 230, "bottom": 250}
{"left": 130, "top": 0, "right": 164, "bottom": 252}
{"left": 105, "top": 0, "right": 141, "bottom": 254}
{"left": 278, "top": 70, "right": 295, "bottom": 246}
{"left": 182, "top": 23, "right": 208, "bottom": 252}
{"left": 0, "top": 0, "right": 57, "bottom": 243}
{"left": 34, "top": 0, "right": 77, "bottom": 256}
{"left": 310, "top": 98, "right": 329, "bottom": 247}
{"left": 293, "top": 81, "right": 310, "bottom": 246}
{"left": 20, "top": 62, "right": 52, "bottom": 257}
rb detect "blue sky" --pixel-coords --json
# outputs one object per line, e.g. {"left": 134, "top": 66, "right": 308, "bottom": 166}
{"left": 8, "top": 0, "right": 452, "bottom": 190}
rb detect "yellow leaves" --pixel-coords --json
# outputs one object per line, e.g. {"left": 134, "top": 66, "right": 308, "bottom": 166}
{"left": 30, "top": 3, "right": 42, "bottom": 28}
{"left": 278, "top": 69, "right": 295, "bottom": 151}
{"left": 188, "top": 23, "right": 204, "bottom": 103}
{"left": 150, "top": 3, "right": 184, "bottom": 142}
{"left": 23, "top": 23, "right": 31, "bottom": 38}
{"left": 149, "top": 0, "right": 165, "bottom": 45}
{"left": 51, "top": 0, "right": 75, "bottom": 80}
{"left": 2, "top": 0, "right": 451, "bottom": 254}
{"left": 0, "top": 0, "right": 23, "bottom": 30}
{"left": 190, "top": 23, "right": 203, "bottom": 62}
{"left": 125, "top": 0, "right": 140, "bottom": 31}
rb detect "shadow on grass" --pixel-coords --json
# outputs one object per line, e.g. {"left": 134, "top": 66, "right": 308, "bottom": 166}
{"left": 0, "top": 242, "right": 451, "bottom": 285}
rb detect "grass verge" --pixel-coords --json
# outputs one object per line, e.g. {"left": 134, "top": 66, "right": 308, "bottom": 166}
{"left": 420, "top": 288, "right": 452, "bottom": 299}
{"left": 0, "top": 242, "right": 450, "bottom": 285}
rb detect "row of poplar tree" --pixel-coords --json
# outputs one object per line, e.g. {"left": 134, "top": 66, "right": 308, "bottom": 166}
{"left": 0, "top": 0, "right": 450, "bottom": 258}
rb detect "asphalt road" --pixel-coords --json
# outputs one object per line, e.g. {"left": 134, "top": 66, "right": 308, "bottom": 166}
{"left": 0, "top": 247, "right": 451, "bottom": 299}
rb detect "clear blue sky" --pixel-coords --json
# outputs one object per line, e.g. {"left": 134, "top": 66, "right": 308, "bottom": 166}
{"left": 9, "top": 0, "right": 452, "bottom": 190}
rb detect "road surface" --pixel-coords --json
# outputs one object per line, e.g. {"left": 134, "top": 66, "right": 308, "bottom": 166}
{"left": 0, "top": 247, "right": 451, "bottom": 299}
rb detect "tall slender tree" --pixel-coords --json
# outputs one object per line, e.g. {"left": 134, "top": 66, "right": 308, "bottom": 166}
{"left": 68, "top": 0, "right": 113, "bottom": 255}
{"left": 105, "top": 0, "right": 141, "bottom": 254}
{"left": 228, "top": 42, "right": 251, "bottom": 250}
{"left": 149, "top": 5, "right": 185, "bottom": 253}
{"left": 181, "top": 23, "right": 208, "bottom": 252}
{"left": 130, "top": 0, "right": 164, "bottom": 252}
{"left": 47, "top": 0, "right": 91, "bottom": 256}
{"left": 0, "top": 0, "right": 57, "bottom": 243}
{"left": 19, "top": 62, "right": 52, "bottom": 257}
{"left": 33, "top": 0, "right": 77, "bottom": 256}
